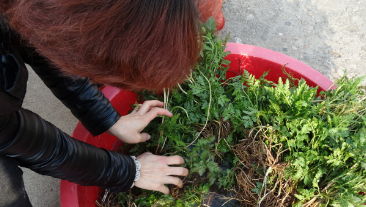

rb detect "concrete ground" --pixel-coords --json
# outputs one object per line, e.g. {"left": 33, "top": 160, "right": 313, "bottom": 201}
{"left": 22, "top": 67, "right": 78, "bottom": 207}
{"left": 22, "top": 0, "right": 366, "bottom": 206}
{"left": 220, "top": 0, "right": 366, "bottom": 85}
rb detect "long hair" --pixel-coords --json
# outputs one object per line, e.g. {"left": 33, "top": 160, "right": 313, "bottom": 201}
{"left": 1, "top": 0, "right": 201, "bottom": 91}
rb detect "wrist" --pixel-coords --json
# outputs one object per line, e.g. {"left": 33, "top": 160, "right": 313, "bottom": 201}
{"left": 107, "top": 118, "right": 126, "bottom": 137}
{"left": 130, "top": 156, "right": 141, "bottom": 188}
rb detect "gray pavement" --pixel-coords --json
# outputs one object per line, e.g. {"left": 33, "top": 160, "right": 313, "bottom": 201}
{"left": 22, "top": 67, "right": 77, "bottom": 207}
{"left": 23, "top": 1, "right": 366, "bottom": 206}
{"left": 220, "top": 0, "right": 366, "bottom": 85}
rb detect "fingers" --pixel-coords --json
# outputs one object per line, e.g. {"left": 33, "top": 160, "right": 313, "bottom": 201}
{"left": 164, "top": 176, "right": 184, "bottom": 188}
{"left": 134, "top": 153, "right": 188, "bottom": 195}
{"left": 157, "top": 185, "right": 170, "bottom": 195}
{"left": 156, "top": 176, "right": 184, "bottom": 194}
{"left": 169, "top": 167, "right": 189, "bottom": 177}
{"left": 145, "top": 107, "right": 173, "bottom": 122}
{"left": 139, "top": 133, "right": 151, "bottom": 142}
{"left": 138, "top": 100, "right": 164, "bottom": 115}
{"left": 165, "top": 155, "right": 185, "bottom": 165}
{"left": 131, "top": 104, "right": 141, "bottom": 114}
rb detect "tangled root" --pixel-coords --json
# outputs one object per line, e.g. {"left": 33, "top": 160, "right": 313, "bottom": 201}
{"left": 232, "top": 127, "right": 295, "bottom": 207}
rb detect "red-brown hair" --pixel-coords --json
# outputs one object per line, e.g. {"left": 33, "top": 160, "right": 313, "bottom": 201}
{"left": 1, "top": 0, "right": 202, "bottom": 91}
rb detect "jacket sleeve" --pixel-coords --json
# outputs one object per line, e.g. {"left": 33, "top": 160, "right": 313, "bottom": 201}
{"left": 0, "top": 109, "right": 135, "bottom": 192}
{"left": 0, "top": 29, "right": 28, "bottom": 116}
{"left": 0, "top": 22, "right": 135, "bottom": 192}
{"left": 19, "top": 46, "right": 120, "bottom": 137}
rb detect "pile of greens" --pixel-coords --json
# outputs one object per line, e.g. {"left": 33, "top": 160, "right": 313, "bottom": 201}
{"left": 108, "top": 18, "right": 366, "bottom": 207}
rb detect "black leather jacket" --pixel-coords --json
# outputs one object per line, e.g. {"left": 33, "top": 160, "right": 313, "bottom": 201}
{"left": 0, "top": 19, "right": 135, "bottom": 192}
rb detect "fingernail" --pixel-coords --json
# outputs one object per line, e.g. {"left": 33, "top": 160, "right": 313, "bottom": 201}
{"left": 148, "top": 135, "right": 151, "bottom": 140}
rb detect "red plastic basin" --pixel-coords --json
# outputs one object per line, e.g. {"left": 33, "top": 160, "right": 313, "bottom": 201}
{"left": 60, "top": 43, "right": 333, "bottom": 207}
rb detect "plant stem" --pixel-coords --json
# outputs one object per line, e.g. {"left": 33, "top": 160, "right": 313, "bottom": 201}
{"left": 258, "top": 166, "right": 272, "bottom": 206}
{"left": 171, "top": 106, "right": 191, "bottom": 121}
{"left": 177, "top": 83, "right": 187, "bottom": 94}
{"left": 186, "top": 70, "right": 212, "bottom": 148}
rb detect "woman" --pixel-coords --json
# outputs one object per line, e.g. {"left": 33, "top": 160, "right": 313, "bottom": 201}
{"left": 0, "top": 0, "right": 201, "bottom": 206}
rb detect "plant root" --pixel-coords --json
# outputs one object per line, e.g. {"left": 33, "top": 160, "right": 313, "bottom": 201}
{"left": 95, "top": 191, "right": 123, "bottom": 207}
{"left": 232, "top": 127, "right": 295, "bottom": 207}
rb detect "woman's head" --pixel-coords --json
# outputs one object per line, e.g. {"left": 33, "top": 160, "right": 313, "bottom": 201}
{"left": 2, "top": 0, "right": 201, "bottom": 90}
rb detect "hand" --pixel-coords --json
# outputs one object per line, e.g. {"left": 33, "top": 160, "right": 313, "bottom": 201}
{"left": 134, "top": 152, "right": 189, "bottom": 194}
{"left": 107, "top": 100, "right": 173, "bottom": 144}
